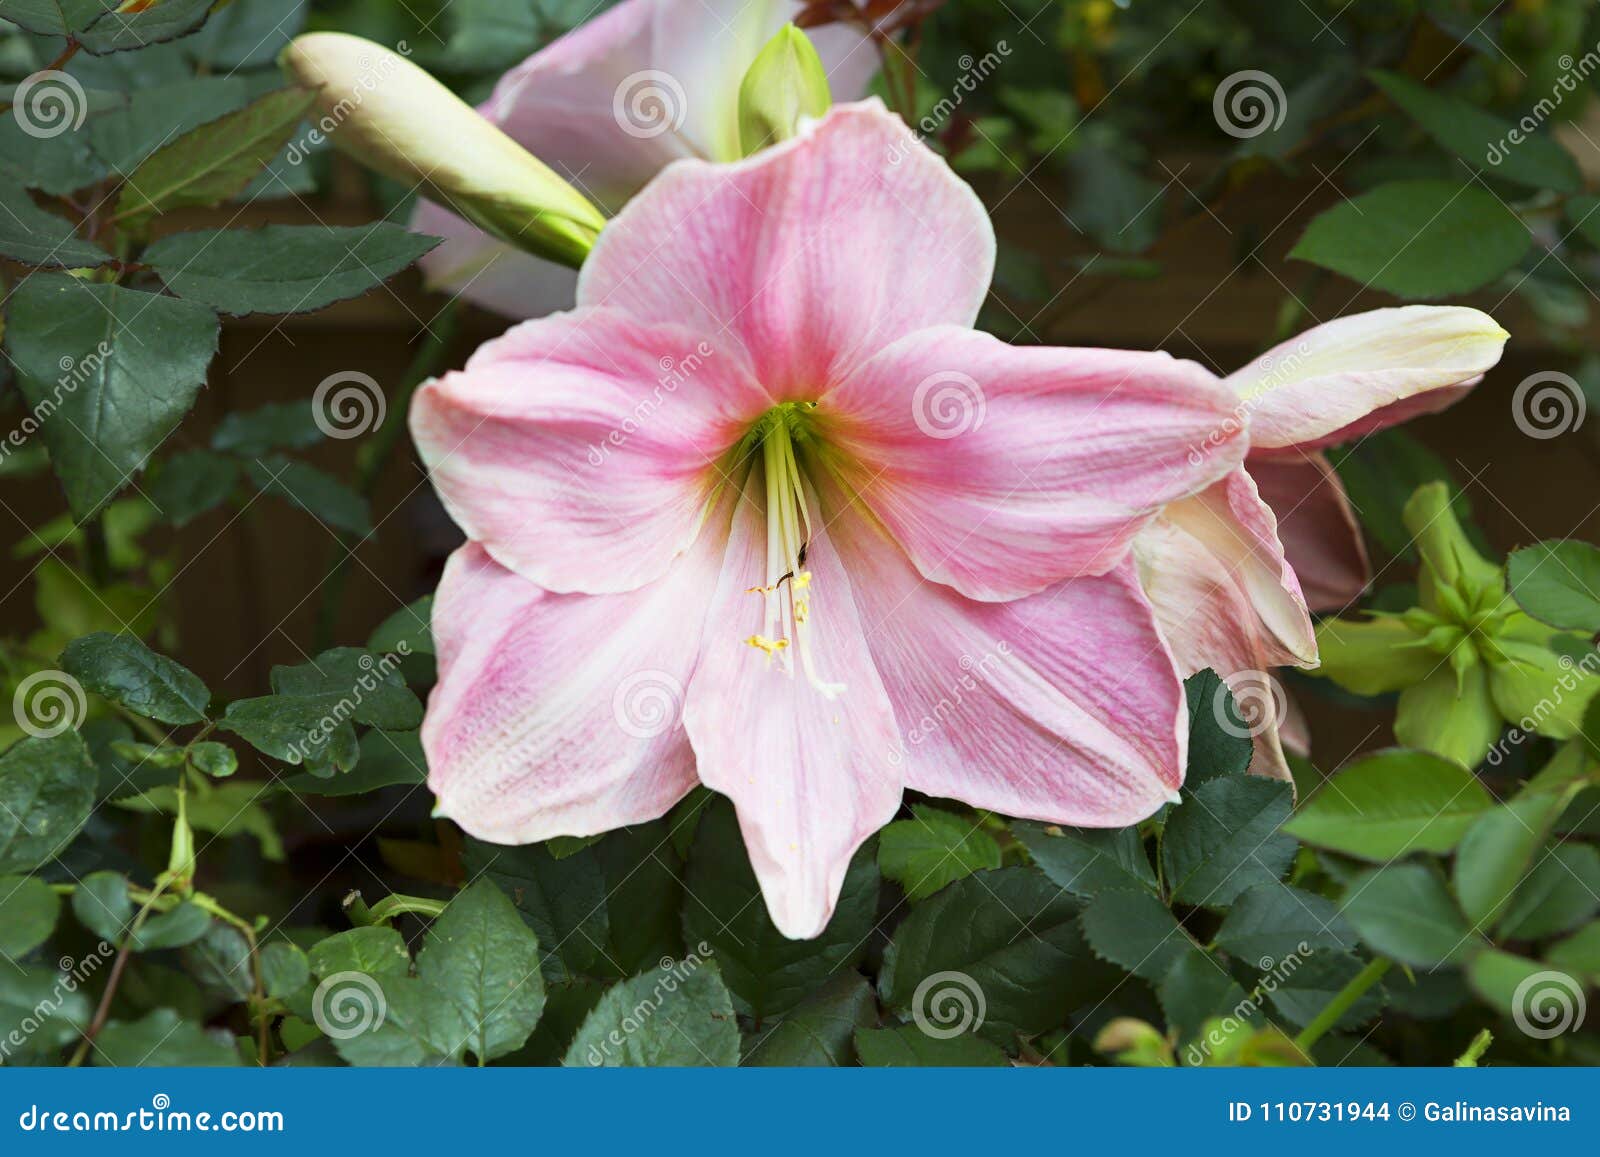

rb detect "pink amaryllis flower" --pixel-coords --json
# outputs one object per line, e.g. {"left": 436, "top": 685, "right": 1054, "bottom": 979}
{"left": 1134, "top": 307, "right": 1508, "bottom": 778}
{"left": 411, "top": 101, "right": 1253, "bottom": 938}
{"left": 412, "top": 0, "right": 879, "bottom": 319}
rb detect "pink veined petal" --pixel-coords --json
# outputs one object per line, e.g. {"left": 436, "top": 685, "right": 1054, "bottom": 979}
{"left": 681, "top": 470, "right": 902, "bottom": 940}
{"left": 820, "top": 326, "right": 1249, "bottom": 600}
{"left": 424, "top": 537, "right": 724, "bottom": 844}
{"left": 409, "top": 307, "right": 770, "bottom": 594}
{"left": 1132, "top": 517, "right": 1296, "bottom": 783}
{"left": 826, "top": 491, "right": 1187, "bottom": 825}
{"left": 412, "top": 198, "right": 579, "bottom": 320}
{"left": 1248, "top": 452, "right": 1370, "bottom": 612}
{"left": 1228, "top": 305, "right": 1507, "bottom": 451}
{"left": 578, "top": 100, "right": 996, "bottom": 396}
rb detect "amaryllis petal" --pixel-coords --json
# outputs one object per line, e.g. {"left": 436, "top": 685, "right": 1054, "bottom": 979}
{"left": 1248, "top": 452, "right": 1369, "bottom": 612}
{"left": 1229, "top": 306, "right": 1507, "bottom": 452}
{"left": 822, "top": 326, "right": 1248, "bottom": 599}
{"left": 682, "top": 473, "right": 902, "bottom": 939}
{"left": 424, "top": 541, "right": 720, "bottom": 843}
{"left": 828, "top": 495, "right": 1186, "bottom": 824}
{"left": 410, "top": 308, "right": 768, "bottom": 594}
{"left": 578, "top": 100, "right": 995, "bottom": 395}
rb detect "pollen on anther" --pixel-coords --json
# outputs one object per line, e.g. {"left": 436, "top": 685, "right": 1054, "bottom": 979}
{"left": 744, "top": 634, "right": 790, "bottom": 658}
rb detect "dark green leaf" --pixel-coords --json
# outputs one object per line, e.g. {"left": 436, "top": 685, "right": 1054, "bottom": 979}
{"left": 0, "top": 960, "right": 89, "bottom": 1059}
{"left": 0, "top": 874, "right": 61, "bottom": 958}
{"left": 94, "top": 1009, "right": 240, "bottom": 1066}
{"left": 742, "top": 973, "right": 877, "bottom": 1066}
{"left": 563, "top": 959, "right": 739, "bottom": 1067}
{"left": 307, "top": 927, "right": 411, "bottom": 980}
{"left": 328, "top": 975, "right": 468, "bottom": 1067}
{"left": 1215, "top": 882, "right": 1356, "bottom": 964}
{"left": 1267, "top": 950, "right": 1386, "bottom": 1030}
{"left": 188, "top": 741, "right": 237, "bottom": 778}
{"left": 75, "top": 0, "right": 214, "bottom": 53}
{"left": 1013, "top": 821, "right": 1157, "bottom": 899}
{"left": 88, "top": 76, "right": 254, "bottom": 175}
{"left": 1340, "top": 864, "right": 1477, "bottom": 967}
{"left": 878, "top": 804, "right": 1000, "bottom": 901}
{"left": 286, "top": 728, "right": 425, "bottom": 795}
{"left": 1498, "top": 844, "right": 1600, "bottom": 941}
{"left": 61, "top": 631, "right": 209, "bottom": 724}
{"left": 269, "top": 647, "right": 422, "bottom": 730}
{"left": 245, "top": 456, "right": 371, "bottom": 535}
{"left": 147, "top": 449, "right": 240, "bottom": 527}
{"left": 853, "top": 1024, "right": 1009, "bottom": 1066}
{"left": 0, "top": 733, "right": 97, "bottom": 874}
{"left": 1507, "top": 540, "right": 1600, "bottom": 632}
{"left": 1158, "top": 951, "right": 1254, "bottom": 1046}
{"left": 260, "top": 942, "right": 310, "bottom": 999}
{"left": 368, "top": 596, "right": 435, "bottom": 657}
{"left": 1185, "top": 669, "right": 1255, "bottom": 784}
{"left": 0, "top": 0, "right": 113, "bottom": 37}
{"left": 1080, "top": 889, "right": 1193, "bottom": 981}
{"left": 217, "top": 694, "right": 358, "bottom": 774}
{"left": 210, "top": 401, "right": 324, "bottom": 457}
{"left": 0, "top": 178, "right": 110, "bottom": 267}
{"left": 1162, "top": 776, "right": 1295, "bottom": 908}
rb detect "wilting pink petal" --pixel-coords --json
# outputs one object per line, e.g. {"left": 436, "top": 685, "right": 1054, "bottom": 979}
{"left": 425, "top": 539, "right": 722, "bottom": 842}
{"left": 822, "top": 326, "right": 1247, "bottom": 599}
{"left": 682, "top": 474, "right": 902, "bottom": 939}
{"left": 1248, "top": 452, "right": 1369, "bottom": 611}
{"left": 410, "top": 307, "right": 769, "bottom": 594}
{"left": 827, "top": 490, "right": 1186, "bottom": 823}
{"left": 579, "top": 101, "right": 995, "bottom": 395}
{"left": 1229, "top": 306, "right": 1507, "bottom": 452}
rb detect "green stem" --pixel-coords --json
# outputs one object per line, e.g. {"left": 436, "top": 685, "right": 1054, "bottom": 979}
{"left": 84, "top": 517, "right": 112, "bottom": 587}
{"left": 1293, "top": 957, "right": 1392, "bottom": 1056}
{"left": 1454, "top": 1028, "right": 1493, "bottom": 1067}
{"left": 345, "top": 889, "right": 448, "bottom": 926}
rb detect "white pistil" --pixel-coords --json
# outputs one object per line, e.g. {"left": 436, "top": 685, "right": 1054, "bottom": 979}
{"left": 742, "top": 409, "right": 846, "bottom": 699}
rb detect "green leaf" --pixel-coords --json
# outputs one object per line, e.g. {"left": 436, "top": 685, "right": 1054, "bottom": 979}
{"left": 1497, "top": 844, "right": 1600, "bottom": 941}
{"left": 0, "top": 178, "right": 110, "bottom": 267}
{"left": 878, "top": 866, "right": 1119, "bottom": 1046}
{"left": 1162, "top": 776, "right": 1295, "bottom": 908}
{"left": 1013, "top": 821, "right": 1157, "bottom": 898}
{"left": 1340, "top": 864, "right": 1477, "bottom": 967}
{"left": 188, "top": 741, "right": 238, "bottom": 778}
{"left": 94, "top": 1009, "right": 240, "bottom": 1066}
{"left": 74, "top": 0, "right": 215, "bottom": 53}
{"left": 245, "top": 456, "right": 371, "bottom": 536}
{"left": 70, "top": 872, "right": 210, "bottom": 950}
{"left": 183, "top": 923, "right": 255, "bottom": 1000}
{"left": 147, "top": 449, "right": 240, "bottom": 527}
{"left": 1289, "top": 180, "right": 1531, "bottom": 298}
{"left": 1369, "top": 70, "right": 1580, "bottom": 193}
{"left": 1464, "top": 949, "right": 1581, "bottom": 1022}
{"left": 1546, "top": 921, "right": 1600, "bottom": 982}
{"left": 329, "top": 974, "right": 469, "bottom": 1067}
{"left": 0, "top": 0, "right": 113, "bottom": 38}
{"left": 4, "top": 275, "right": 220, "bottom": 518}
{"left": 269, "top": 648, "right": 422, "bottom": 730}
{"left": 61, "top": 631, "right": 209, "bottom": 724}
{"left": 1267, "top": 950, "right": 1387, "bottom": 1030}
{"left": 217, "top": 694, "right": 358, "bottom": 774}
{"left": 0, "top": 113, "right": 106, "bottom": 195}
{"left": 1185, "top": 669, "right": 1255, "bottom": 783}
{"left": 877, "top": 803, "right": 1000, "bottom": 901}
{"left": 112, "top": 87, "right": 315, "bottom": 232}
{"left": 1080, "top": 889, "right": 1193, "bottom": 981}
{"left": 286, "top": 728, "right": 425, "bottom": 795}
{"left": 115, "top": 784, "right": 284, "bottom": 860}
{"left": 260, "top": 942, "right": 310, "bottom": 999}
{"left": 563, "top": 960, "right": 740, "bottom": 1067}
{"left": 415, "top": 878, "right": 545, "bottom": 1063}
{"left": 145, "top": 224, "right": 440, "bottom": 316}
{"left": 307, "top": 926, "right": 412, "bottom": 980}
{"left": 1507, "top": 540, "right": 1600, "bottom": 632}
{"left": 211, "top": 400, "right": 324, "bottom": 457}
{"left": 368, "top": 596, "right": 435, "bottom": 657}
{"left": 1282, "top": 749, "right": 1495, "bottom": 860}
{"left": 853, "top": 1024, "right": 1009, "bottom": 1066}
{"left": 0, "top": 960, "right": 89, "bottom": 1059}
{"left": 1158, "top": 951, "right": 1254, "bottom": 1045}
{"left": 1452, "top": 793, "right": 1573, "bottom": 927}
{"left": 88, "top": 76, "right": 255, "bottom": 176}
{"left": 0, "top": 874, "right": 61, "bottom": 958}
{"left": 0, "top": 733, "right": 97, "bottom": 874}
{"left": 1394, "top": 665, "right": 1501, "bottom": 769}
{"left": 742, "top": 973, "right": 877, "bottom": 1066}
{"left": 1215, "top": 882, "right": 1357, "bottom": 964}
{"left": 682, "top": 799, "right": 878, "bottom": 1018}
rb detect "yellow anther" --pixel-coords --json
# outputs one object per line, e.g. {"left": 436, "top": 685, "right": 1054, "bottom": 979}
{"left": 744, "top": 634, "right": 790, "bottom": 657}
{"left": 792, "top": 570, "right": 812, "bottom": 589}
